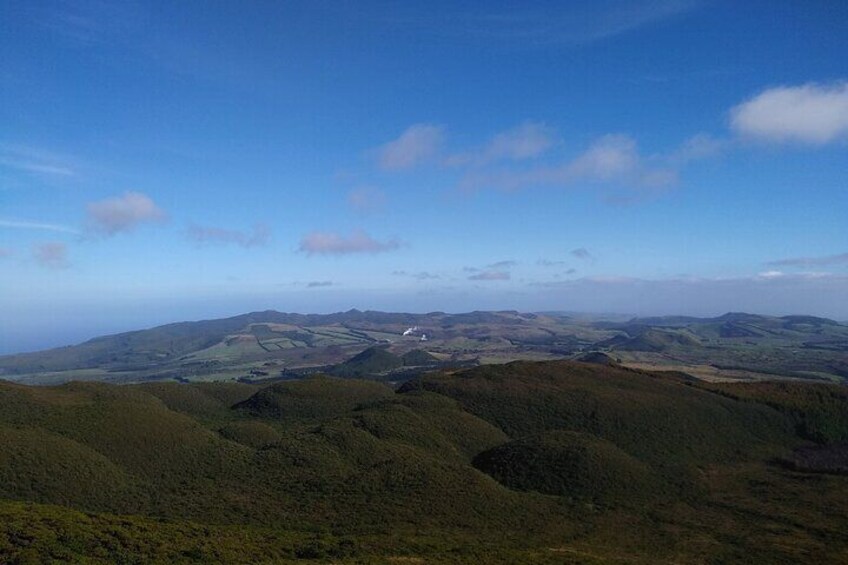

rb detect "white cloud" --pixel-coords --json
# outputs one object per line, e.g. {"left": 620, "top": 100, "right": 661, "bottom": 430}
{"left": 377, "top": 124, "right": 444, "bottom": 170}
{"left": 299, "top": 230, "right": 401, "bottom": 256}
{"left": 33, "top": 242, "right": 69, "bottom": 269}
{"left": 186, "top": 223, "right": 270, "bottom": 248}
{"left": 730, "top": 82, "right": 848, "bottom": 144}
{"left": 86, "top": 191, "right": 166, "bottom": 236}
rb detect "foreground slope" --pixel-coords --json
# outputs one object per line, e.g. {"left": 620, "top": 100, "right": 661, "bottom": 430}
{"left": 0, "top": 360, "right": 846, "bottom": 562}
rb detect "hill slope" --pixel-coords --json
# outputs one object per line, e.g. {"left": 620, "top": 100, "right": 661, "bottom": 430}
{"left": 1, "top": 359, "right": 847, "bottom": 561}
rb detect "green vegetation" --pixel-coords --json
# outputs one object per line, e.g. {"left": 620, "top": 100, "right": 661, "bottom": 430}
{"left": 698, "top": 380, "right": 848, "bottom": 443}
{"left": 600, "top": 312, "right": 848, "bottom": 380}
{"left": 234, "top": 376, "right": 395, "bottom": 421}
{"left": 400, "top": 349, "right": 440, "bottom": 366}
{"left": 599, "top": 327, "right": 702, "bottom": 352}
{"left": 329, "top": 346, "right": 404, "bottom": 378}
{"left": 329, "top": 346, "right": 443, "bottom": 379}
{"left": 472, "top": 430, "right": 659, "bottom": 504}
{"left": 401, "top": 361, "right": 795, "bottom": 468}
{"left": 1, "top": 359, "right": 847, "bottom": 562}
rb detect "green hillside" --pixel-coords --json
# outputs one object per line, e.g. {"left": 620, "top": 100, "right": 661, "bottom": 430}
{"left": 599, "top": 327, "right": 703, "bottom": 352}
{"left": 0, "top": 360, "right": 847, "bottom": 562}
{"left": 472, "top": 430, "right": 659, "bottom": 504}
{"left": 596, "top": 312, "right": 848, "bottom": 380}
{"left": 400, "top": 361, "right": 794, "bottom": 468}
{"left": 329, "top": 346, "right": 404, "bottom": 378}
{"left": 401, "top": 348, "right": 440, "bottom": 366}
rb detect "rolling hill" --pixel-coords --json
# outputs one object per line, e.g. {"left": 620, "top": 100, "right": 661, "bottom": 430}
{"left": 1, "top": 309, "right": 847, "bottom": 385}
{"left": 1, "top": 359, "right": 847, "bottom": 562}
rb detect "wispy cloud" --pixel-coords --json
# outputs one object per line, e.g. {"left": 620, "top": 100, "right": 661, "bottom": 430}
{"left": 35, "top": 0, "right": 144, "bottom": 45}
{"left": 0, "top": 218, "right": 80, "bottom": 235}
{"left": 483, "top": 122, "right": 555, "bottom": 161}
{"left": 447, "top": 122, "right": 556, "bottom": 167}
{"left": 393, "top": 270, "right": 440, "bottom": 280}
{"left": 0, "top": 145, "right": 77, "bottom": 177}
{"left": 420, "top": 1, "right": 699, "bottom": 45}
{"left": 667, "top": 133, "right": 726, "bottom": 165}
{"left": 0, "top": 247, "right": 12, "bottom": 259}
{"left": 469, "top": 270, "right": 511, "bottom": 281}
{"left": 85, "top": 191, "right": 166, "bottom": 236}
{"left": 569, "top": 134, "right": 641, "bottom": 180}
{"left": 730, "top": 81, "right": 848, "bottom": 144}
{"left": 571, "top": 248, "right": 594, "bottom": 261}
{"left": 487, "top": 260, "right": 517, "bottom": 269}
{"left": 348, "top": 186, "right": 387, "bottom": 214}
{"left": 377, "top": 124, "right": 444, "bottom": 170}
{"left": 186, "top": 223, "right": 270, "bottom": 248}
{"left": 299, "top": 230, "right": 401, "bottom": 256}
{"left": 460, "top": 134, "right": 677, "bottom": 197}
{"left": 537, "top": 259, "right": 567, "bottom": 267}
{"left": 757, "top": 270, "right": 785, "bottom": 279}
{"left": 531, "top": 272, "right": 848, "bottom": 288}
{"left": 464, "top": 259, "right": 517, "bottom": 281}
{"left": 766, "top": 252, "right": 848, "bottom": 268}
{"left": 33, "top": 242, "right": 69, "bottom": 269}
{"left": 307, "top": 280, "right": 334, "bottom": 288}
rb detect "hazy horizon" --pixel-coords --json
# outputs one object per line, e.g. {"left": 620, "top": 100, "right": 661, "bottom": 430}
{"left": 3, "top": 288, "right": 847, "bottom": 356}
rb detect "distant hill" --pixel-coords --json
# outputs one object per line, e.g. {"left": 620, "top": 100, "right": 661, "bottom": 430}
{"left": 329, "top": 347, "right": 443, "bottom": 379}
{"left": 598, "top": 327, "right": 702, "bottom": 352}
{"left": 401, "top": 349, "right": 440, "bottom": 366}
{"left": 329, "top": 346, "right": 404, "bottom": 378}
{"left": 573, "top": 351, "right": 619, "bottom": 365}
{"left": 627, "top": 312, "right": 841, "bottom": 328}
{"left": 2, "top": 309, "right": 846, "bottom": 384}
{"left": 0, "top": 309, "right": 594, "bottom": 384}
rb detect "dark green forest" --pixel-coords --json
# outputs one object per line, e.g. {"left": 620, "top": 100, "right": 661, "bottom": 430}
{"left": 1, "top": 360, "right": 847, "bottom": 563}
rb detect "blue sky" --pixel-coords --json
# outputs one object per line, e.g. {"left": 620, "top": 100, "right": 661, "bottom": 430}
{"left": 1, "top": 0, "right": 847, "bottom": 352}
